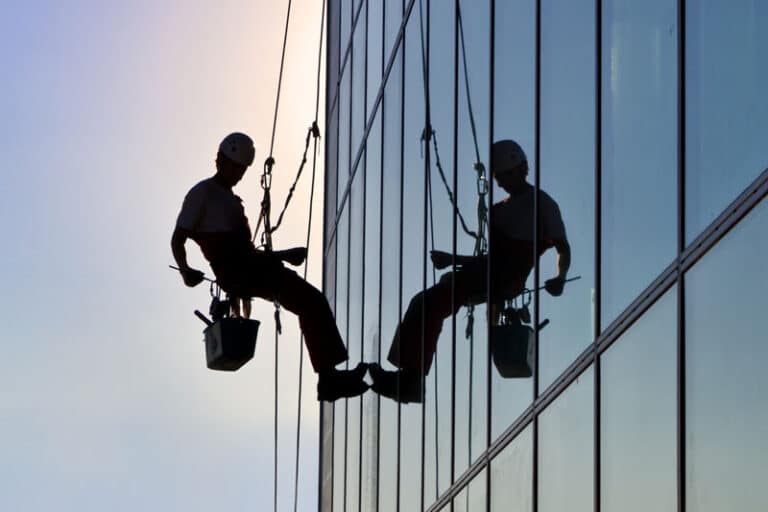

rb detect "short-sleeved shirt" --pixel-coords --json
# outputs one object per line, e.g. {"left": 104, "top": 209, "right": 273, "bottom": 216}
{"left": 489, "top": 183, "right": 567, "bottom": 283}
{"left": 176, "top": 177, "right": 254, "bottom": 265}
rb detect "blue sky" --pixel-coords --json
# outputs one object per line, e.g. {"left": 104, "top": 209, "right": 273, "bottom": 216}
{"left": 0, "top": 1, "right": 326, "bottom": 510}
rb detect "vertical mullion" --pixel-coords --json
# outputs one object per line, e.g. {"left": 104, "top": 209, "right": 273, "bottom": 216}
{"left": 594, "top": 0, "right": 603, "bottom": 511}
{"left": 358, "top": 3, "right": 369, "bottom": 511}
{"left": 486, "top": 0, "right": 495, "bottom": 510}
{"left": 676, "top": 0, "right": 686, "bottom": 511}
{"left": 396, "top": 1, "right": 406, "bottom": 509}
{"left": 450, "top": 1, "right": 460, "bottom": 510}
{"left": 343, "top": 4, "right": 354, "bottom": 509}
{"left": 532, "top": 1, "right": 541, "bottom": 512}
{"left": 419, "top": 0, "right": 431, "bottom": 510}
{"left": 375, "top": 1, "right": 385, "bottom": 510}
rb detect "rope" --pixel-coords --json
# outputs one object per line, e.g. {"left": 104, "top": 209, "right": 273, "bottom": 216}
{"left": 259, "top": 3, "right": 294, "bottom": 512}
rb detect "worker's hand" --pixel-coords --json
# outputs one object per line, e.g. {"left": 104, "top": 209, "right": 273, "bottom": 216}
{"left": 430, "top": 250, "right": 452, "bottom": 270}
{"left": 181, "top": 268, "right": 205, "bottom": 287}
{"left": 544, "top": 276, "right": 565, "bottom": 297}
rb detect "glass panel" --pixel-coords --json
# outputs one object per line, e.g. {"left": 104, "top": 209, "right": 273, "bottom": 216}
{"left": 333, "top": 195, "right": 350, "bottom": 512}
{"left": 491, "top": 0, "right": 536, "bottom": 439}
{"left": 360, "top": 107, "right": 382, "bottom": 512}
{"left": 686, "top": 197, "right": 768, "bottom": 512}
{"left": 601, "top": 0, "right": 677, "bottom": 326}
{"left": 539, "top": 0, "right": 596, "bottom": 390}
{"left": 327, "top": 0, "right": 341, "bottom": 113}
{"left": 427, "top": 0, "right": 457, "bottom": 497}
{"left": 377, "top": 52, "right": 402, "bottom": 512}
{"left": 454, "top": 0, "right": 490, "bottom": 476}
{"left": 352, "top": 1, "right": 367, "bottom": 154}
{"left": 338, "top": 68, "right": 351, "bottom": 206}
{"left": 346, "top": 142, "right": 365, "bottom": 512}
{"left": 384, "top": 0, "right": 403, "bottom": 62}
{"left": 686, "top": 1, "right": 768, "bottom": 241}
{"left": 453, "top": 469, "right": 487, "bottom": 512}
{"left": 490, "top": 426, "right": 533, "bottom": 512}
{"left": 601, "top": 287, "right": 676, "bottom": 512}
{"left": 367, "top": 0, "right": 384, "bottom": 115}
{"left": 538, "top": 366, "right": 594, "bottom": 512}
{"left": 341, "top": 0, "right": 352, "bottom": 59}
{"left": 397, "top": 12, "right": 426, "bottom": 510}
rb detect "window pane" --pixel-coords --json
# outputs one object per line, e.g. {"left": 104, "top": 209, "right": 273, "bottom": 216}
{"left": 686, "top": 1, "right": 768, "bottom": 241}
{"left": 686, "top": 197, "right": 768, "bottom": 512}
{"left": 367, "top": 0, "right": 384, "bottom": 114}
{"left": 377, "top": 52, "right": 402, "bottom": 512}
{"left": 453, "top": 469, "right": 486, "bottom": 512}
{"left": 427, "top": 0, "right": 457, "bottom": 497}
{"left": 397, "top": 10, "right": 426, "bottom": 510}
{"left": 490, "top": 426, "right": 532, "bottom": 512}
{"left": 351, "top": 1, "right": 367, "bottom": 154}
{"left": 454, "top": 0, "right": 490, "bottom": 475}
{"left": 601, "top": 287, "right": 676, "bottom": 512}
{"left": 491, "top": 0, "right": 536, "bottom": 439}
{"left": 539, "top": 0, "right": 597, "bottom": 390}
{"left": 345, "top": 124, "right": 365, "bottom": 512}
{"left": 360, "top": 107, "right": 382, "bottom": 512}
{"left": 538, "top": 367, "right": 594, "bottom": 512}
{"left": 601, "top": 0, "right": 677, "bottom": 326}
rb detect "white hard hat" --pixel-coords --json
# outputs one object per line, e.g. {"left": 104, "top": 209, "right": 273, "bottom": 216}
{"left": 492, "top": 139, "right": 527, "bottom": 174}
{"left": 219, "top": 132, "right": 255, "bottom": 167}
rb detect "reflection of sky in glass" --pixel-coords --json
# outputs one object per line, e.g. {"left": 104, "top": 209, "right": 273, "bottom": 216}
{"left": 490, "top": 426, "right": 532, "bottom": 512}
{"left": 686, "top": 0, "right": 768, "bottom": 242}
{"left": 601, "top": 287, "right": 676, "bottom": 512}
{"left": 455, "top": 0, "right": 490, "bottom": 470}
{"left": 427, "top": 0, "right": 458, "bottom": 497}
{"left": 453, "top": 468, "right": 486, "bottom": 512}
{"left": 686, "top": 197, "right": 768, "bottom": 512}
{"left": 491, "top": 0, "right": 537, "bottom": 441}
{"left": 377, "top": 51, "right": 402, "bottom": 512}
{"left": 601, "top": 0, "right": 677, "bottom": 327}
{"left": 539, "top": 0, "right": 596, "bottom": 391}
{"left": 399, "top": 10, "right": 427, "bottom": 510}
{"left": 539, "top": 367, "right": 594, "bottom": 512}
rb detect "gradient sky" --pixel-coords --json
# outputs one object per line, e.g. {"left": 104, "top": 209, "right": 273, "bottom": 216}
{"left": 0, "top": 1, "right": 327, "bottom": 510}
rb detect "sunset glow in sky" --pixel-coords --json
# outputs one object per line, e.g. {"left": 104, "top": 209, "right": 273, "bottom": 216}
{"left": 0, "top": 1, "right": 327, "bottom": 510}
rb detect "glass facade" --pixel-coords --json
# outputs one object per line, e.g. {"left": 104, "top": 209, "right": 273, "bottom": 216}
{"left": 320, "top": 1, "right": 768, "bottom": 511}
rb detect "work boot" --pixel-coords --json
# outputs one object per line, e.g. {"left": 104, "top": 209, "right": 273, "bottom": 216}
{"left": 317, "top": 363, "right": 370, "bottom": 402}
{"left": 369, "top": 363, "right": 424, "bottom": 404}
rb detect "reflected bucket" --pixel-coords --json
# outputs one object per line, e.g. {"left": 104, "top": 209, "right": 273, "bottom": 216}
{"left": 204, "top": 318, "right": 260, "bottom": 371}
{"left": 490, "top": 324, "right": 534, "bottom": 378}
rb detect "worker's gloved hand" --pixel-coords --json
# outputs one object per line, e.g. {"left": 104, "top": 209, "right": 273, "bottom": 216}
{"left": 430, "top": 250, "right": 452, "bottom": 270}
{"left": 181, "top": 268, "right": 205, "bottom": 287}
{"left": 544, "top": 276, "right": 565, "bottom": 297}
{"left": 276, "top": 247, "right": 307, "bottom": 266}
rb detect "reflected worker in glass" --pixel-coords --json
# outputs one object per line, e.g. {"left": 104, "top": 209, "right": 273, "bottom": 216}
{"left": 370, "top": 139, "right": 571, "bottom": 403}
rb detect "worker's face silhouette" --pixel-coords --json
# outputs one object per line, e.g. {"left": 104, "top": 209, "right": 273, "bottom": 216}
{"left": 215, "top": 154, "right": 249, "bottom": 188}
{"left": 493, "top": 162, "right": 528, "bottom": 194}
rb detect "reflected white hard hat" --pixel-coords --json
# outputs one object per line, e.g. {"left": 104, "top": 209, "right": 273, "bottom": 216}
{"left": 492, "top": 139, "right": 527, "bottom": 174}
{"left": 219, "top": 132, "right": 255, "bottom": 167}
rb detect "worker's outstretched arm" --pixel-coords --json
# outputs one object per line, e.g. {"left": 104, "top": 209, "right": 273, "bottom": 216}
{"left": 171, "top": 227, "right": 204, "bottom": 287}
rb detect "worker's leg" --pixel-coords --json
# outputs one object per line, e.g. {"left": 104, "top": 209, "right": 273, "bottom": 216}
{"left": 387, "top": 268, "right": 482, "bottom": 375}
{"left": 272, "top": 267, "right": 348, "bottom": 372}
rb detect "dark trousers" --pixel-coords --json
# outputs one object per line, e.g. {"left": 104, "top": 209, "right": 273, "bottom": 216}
{"left": 213, "top": 252, "right": 347, "bottom": 372}
{"left": 387, "top": 265, "right": 524, "bottom": 375}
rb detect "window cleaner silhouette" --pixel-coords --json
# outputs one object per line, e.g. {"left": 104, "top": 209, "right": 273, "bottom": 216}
{"left": 171, "top": 132, "right": 367, "bottom": 401}
{"left": 369, "top": 139, "right": 572, "bottom": 403}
